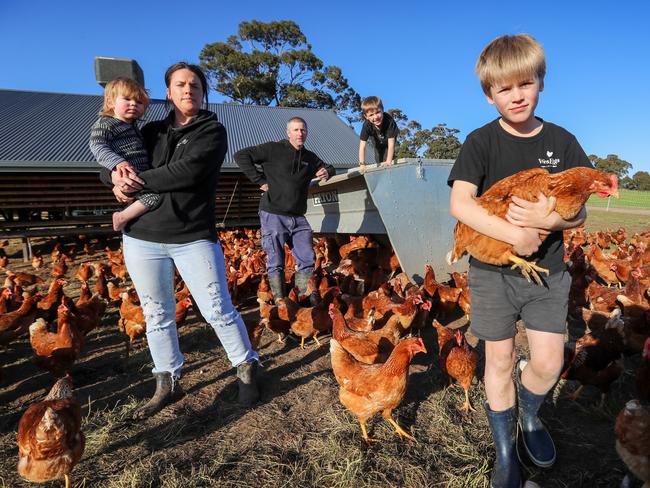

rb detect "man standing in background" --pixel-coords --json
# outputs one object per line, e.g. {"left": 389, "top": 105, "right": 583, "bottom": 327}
{"left": 235, "top": 117, "right": 335, "bottom": 301}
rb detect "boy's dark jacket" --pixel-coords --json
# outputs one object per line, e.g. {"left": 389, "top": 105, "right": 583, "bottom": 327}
{"left": 234, "top": 140, "right": 335, "bottom": 216}
{"left": 100, "top": 110, "right": 226, "bottom": 243}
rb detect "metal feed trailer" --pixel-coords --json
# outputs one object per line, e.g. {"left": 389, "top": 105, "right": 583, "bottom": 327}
{"left": 304, "top": 158, "right": 466, "bottom": 284}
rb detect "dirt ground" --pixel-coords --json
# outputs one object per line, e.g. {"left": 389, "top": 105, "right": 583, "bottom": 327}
{"left": 0, "top": 235, "right": 642, "bottom": 488}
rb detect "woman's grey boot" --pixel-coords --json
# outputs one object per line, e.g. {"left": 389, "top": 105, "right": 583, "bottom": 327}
{"left": 485, "top": 402, "right": 522, "bottom": 488}
{"left": 237, "top": 360, "right": 260, "bottom": 407}
{"left": 268, "top": 272, "right": 285, "bottom": 302}
{"left": 516, "top": 370, "right": 556, "bottom": 468}
{"left": 133, "top": 372, "right": 182, "bottom": 419}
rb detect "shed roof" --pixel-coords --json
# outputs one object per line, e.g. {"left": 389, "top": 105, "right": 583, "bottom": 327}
{"left": 0, "top": 89, "right": 366, "bottom": 172}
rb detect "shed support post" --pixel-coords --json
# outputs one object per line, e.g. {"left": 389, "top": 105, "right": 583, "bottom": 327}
{"left": 21, "top": 237, "right": 31, "bottom": 262}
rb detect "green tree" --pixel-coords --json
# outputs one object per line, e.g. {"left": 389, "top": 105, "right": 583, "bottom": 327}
{"left": 424, "top": 124, "right": 462, "bottom": 159}
{"left": 387, "top": 109, "right": 461, "bottom": 160}
{"left": 620, "top": 176, "right": 637, "bottom": 190}
{"left": 632, "top": 171, "right": 650, "bottom": 191}
{"left": 199, "top": 20, "right": 361, "bottom": 122}
{"left": 588, "top": 154, "right": 633, "bottom": 179}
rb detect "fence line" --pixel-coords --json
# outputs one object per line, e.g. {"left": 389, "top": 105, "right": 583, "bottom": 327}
{"left": 586, "top": 189, "right": 650, "bottom": 210}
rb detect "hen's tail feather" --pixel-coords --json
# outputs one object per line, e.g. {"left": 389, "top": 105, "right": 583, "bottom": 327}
{"left": 447, "top": 222, "right": 466, "bottom": 265}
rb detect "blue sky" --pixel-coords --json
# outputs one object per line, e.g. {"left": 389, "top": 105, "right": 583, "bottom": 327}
{"left": 2, "top": 0, "right": 649, "bottom": 174}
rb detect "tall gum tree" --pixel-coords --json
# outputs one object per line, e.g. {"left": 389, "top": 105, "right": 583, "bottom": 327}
{"left": 199, "top": 20, "right": 361, "bottom": 123}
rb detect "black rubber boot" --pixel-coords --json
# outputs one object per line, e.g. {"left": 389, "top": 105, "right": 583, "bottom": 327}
{"left": 133, "top": 372, "right": 182, "bottom": 420}
{"left": 516, "top": 369, "right": 556, "bottom": 468}
{"left": 268, "top": 272, "right": 285, "bottom": 303}
{"left": 485, "top": 402, "right": 522, "bottom": 488}
{"left": 237, "top": 360, "right": 260, "bottom": 407}
{"left": 294, "top": 270, "right": 312, "bottom": 295}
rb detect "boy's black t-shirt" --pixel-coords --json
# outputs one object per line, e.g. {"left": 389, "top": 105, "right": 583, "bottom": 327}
{"left": 360, "top": 112, "right": 399, "bottom": 163}
{"left": 448, "top": 117, "right": 592, "bottom": 275}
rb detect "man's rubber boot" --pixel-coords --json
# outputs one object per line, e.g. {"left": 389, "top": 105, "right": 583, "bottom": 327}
{"left": 294, "top": 270, "right": 312, "bottom": 296}
{"left": 516, "top": 369, "right": 556, "bottom": 468}
{"left": 485, "top": 402, "right": 522, "bottom": 488}
{"left": 237, "top": 360, "right": 260, "bottom": 407}
{"left": 268, "top": 272, "right": 285, "bottom": 303}
{"left": 133, "top": 372, "right": 182, "bottom": 419}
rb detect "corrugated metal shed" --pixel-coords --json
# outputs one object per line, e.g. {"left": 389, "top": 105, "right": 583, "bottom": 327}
{"left": 0, "top": 89, "right": 368, "bottom": 172}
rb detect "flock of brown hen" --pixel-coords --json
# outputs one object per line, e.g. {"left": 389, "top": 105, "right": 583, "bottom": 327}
{"left": 561, "top": 227, "right": 650, "bottom": 486}
{"left": 1, "top": 223, "right": 649, "bottom": 486}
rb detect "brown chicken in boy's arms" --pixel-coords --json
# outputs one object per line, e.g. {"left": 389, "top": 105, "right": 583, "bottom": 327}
{"left": 448, "top": 167, "right": 618, "bottom": 284}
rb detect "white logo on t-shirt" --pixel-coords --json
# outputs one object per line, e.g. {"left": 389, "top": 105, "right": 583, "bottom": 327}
{"left": 539, "top": 150, "right": 560, "bottom": 168}
{"left": 539, "top": 157, "right": 560, "bottom": 168}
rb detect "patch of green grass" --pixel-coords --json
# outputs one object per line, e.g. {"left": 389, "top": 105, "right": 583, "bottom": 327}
{"left": 585, "top": 208, "right": 650, "bottom": 235}
{"left": 587, "top": 189, "right": 650, "bottom": 208}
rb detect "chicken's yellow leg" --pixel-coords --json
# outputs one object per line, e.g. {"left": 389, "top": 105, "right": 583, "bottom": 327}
{"left": 386, "top": 417, "right": 416, "bottom": 441}
{"left": 382, "top": 410, "right": 416, "bottom": 441}
{"left": 508, "top": 255, "right": 549, "bottom": 285}
{"left": 462, "top": 388, "right": 476, "bottom": 413}
{"left": 359, "top": 421, "right": 378, "bottom": 444}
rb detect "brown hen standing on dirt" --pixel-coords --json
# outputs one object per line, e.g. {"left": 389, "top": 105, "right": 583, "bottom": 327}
{"left": 175, "top": 297, "right": 193, "bottom": 327}
{"left": 442, "top": 330, "right": 478, "bottom": 412}
{"left": 258, "top": 292, "right": 298, "bottom": 343}
{"left": 68, "top": 294, "right": 107, "bottom": 336}
{"left": 17, "top": 375, "right": 85, "bottom": 488}
{"left": 118, "top": 289, "right": 146, "bottom": 357}
{"left": 31, "top": 253, "right": 44, "bottom": 270}
{"left": 74, "top": 262, "right": 93, "bottom": 283}
{"left": 586, "top": 244, "right": 621, "bottom": 287}
{"left": 0, "top": 294, "right": 41, "bottom": 346}
{"left": 448, "top": 167, "right": 619, "bottom": 284}
{"left": 256, "top": 274, "right": 273, "bottom": 304}
{"left": 331, "top": 303, "right": 402, "bottom": 364}
{"left": 290, "top": 286, "right": 340, "bottom": 348}
{"left": 330, "top": 336, "right": 427, "bottom": 444}
{"left": 615, "top": 399, "right": 650, "bottom": 488}
{"left": 30, "top": 301, "right": 85, "bottom": 377}
{"left": 5, "top": 271, "right": 45, "bottom": 288}
{"left": 432, "top": 319, "right": 455, "bottom": 356}
{"left": 451, "top": 271, "right": 471, "bottom": 319}
{"left": 0, "top": 287, "right": 13, "bottom": 314}
{"left": 107, "top": 281, "right": 128, "bottom": 303}
{"left": 51, "top": 256, "right": 68, "bottom": 280}
{"left": 561, "top": 311, "right": 625, "bottom": 404}
{"left": 36, "top": 278, "right": 67, "bottom": 322}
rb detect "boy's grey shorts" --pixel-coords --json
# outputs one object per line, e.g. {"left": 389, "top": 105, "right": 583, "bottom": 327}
{"left": 468, "top": 265, "right": 571, "bottom": 342}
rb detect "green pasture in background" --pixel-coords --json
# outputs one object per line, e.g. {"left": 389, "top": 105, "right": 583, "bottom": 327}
{"left": 587, "top": 189, "right": 650, "bottom": 209}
